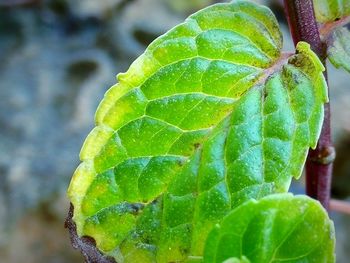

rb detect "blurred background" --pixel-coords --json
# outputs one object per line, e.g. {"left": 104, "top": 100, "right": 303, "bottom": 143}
{"left": 0, "top": 0, "right": 349, "bottom": 262}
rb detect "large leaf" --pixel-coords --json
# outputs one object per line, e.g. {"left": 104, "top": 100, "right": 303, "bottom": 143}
{"left": 203, "top": 193, "right": 335, "bottom": 263}
{"left": 67, "top": 1, "right": 328, "bottom": 262}
{"left": 313, "top": 0, "right": 350, "bottom": 23}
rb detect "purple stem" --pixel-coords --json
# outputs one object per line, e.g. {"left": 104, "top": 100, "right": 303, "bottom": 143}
{"left": 283, "top": 0, "right": 335, "bottom": 210}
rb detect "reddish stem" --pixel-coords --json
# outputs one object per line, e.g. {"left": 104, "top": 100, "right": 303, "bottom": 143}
{"left": 319, "top": 15, "right": 350, "bottom": 40}
{"left": 283, "top": 0, "right": 335, "bottom": 210}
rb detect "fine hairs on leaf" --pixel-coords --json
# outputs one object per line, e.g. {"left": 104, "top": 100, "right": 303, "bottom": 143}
{"left": 66, "top": 0, "right": 340, "bottom": 262}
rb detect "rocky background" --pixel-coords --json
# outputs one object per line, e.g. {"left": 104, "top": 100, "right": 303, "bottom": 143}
{"left": 0, "top": 0, "right": 349, "bottom": 262}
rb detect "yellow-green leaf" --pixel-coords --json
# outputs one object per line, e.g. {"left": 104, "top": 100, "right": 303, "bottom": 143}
{"left": 67, "top": 1, "right": 328, "bottom": 262}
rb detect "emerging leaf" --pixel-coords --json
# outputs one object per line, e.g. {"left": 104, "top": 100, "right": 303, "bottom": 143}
{"left": 203, "top": 194, "right": 335, "bottom": 263}
{"left": 327, "top": 27, "right": 350, "bottom": 72}
{"left": 67, "top": 1, "right": 328, "bottom": 262}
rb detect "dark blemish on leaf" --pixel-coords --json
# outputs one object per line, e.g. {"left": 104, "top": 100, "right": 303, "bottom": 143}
{"left": 180, "top": 247, "right": 190, "bottom": 255}
{"left": 177, "top": 158, "right": 187, "bottom": 167}
{"left": 65, "top": 204, "right": 117, "bottom": 263}
{"left": 194, "top": 143, "right": 201, "bottom": 149}
{"left": 127, "top": 202, "right": 145, "bottom": 215}
{"left": 142, "top": 237, "right": 151, "bottom": 244}
{"left": 289, "top": 56, "right": 303, "bottom": 68}
{"left": 151, "top": 199, "right": 158, "bottom": 205}
{"left": 292, "top": 73, "right": 301, "bottom": 85}
{"left": 263, "top": 88, "right": 268, "bottom": 100}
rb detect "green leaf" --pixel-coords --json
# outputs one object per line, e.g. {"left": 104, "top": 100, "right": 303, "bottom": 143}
{"left": 327, "top": 26, "right": 350, "bottom": 72}
{"left": 313, "top": 0, "right": 350, "bottom": 23}
{"left": 67, "top": 1, "right": 328, "bottom": 261}
{"left": 203, "top": 194, "right": 335, "bottom": 263}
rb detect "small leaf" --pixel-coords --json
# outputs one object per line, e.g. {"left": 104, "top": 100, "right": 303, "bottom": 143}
{"left": 203, "top": 194, "right": 335, "bottom": 263}
{"left": 312, "top": 0, "right": 350, "bottom": 73}
{"left": 327, "top": 26, "right": 350, "bottom": 72}
{"left": 313, "top": 0, "right": 350, "bottom": 23}
{"left": 67, "top": 1, "right": 328, "bottom": 261}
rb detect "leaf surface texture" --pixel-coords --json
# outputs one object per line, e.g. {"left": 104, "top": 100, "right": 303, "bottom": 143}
{"left": 67, "top": 1, "right": 328, "bottom": 262}
{"left": 203, "top": 194, "right": 335, "bottom": 263}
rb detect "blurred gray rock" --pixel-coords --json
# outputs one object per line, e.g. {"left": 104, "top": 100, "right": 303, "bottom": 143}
{"left": 68, "top": 0, "right": 123, "bottom": 19}
{"left": 0, "top": 2, "right": 116, "bottom": 260}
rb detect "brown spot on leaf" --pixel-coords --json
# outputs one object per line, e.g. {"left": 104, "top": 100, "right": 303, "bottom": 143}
{"left": 193, "top": 143, "right": 201, "bottom": 149}
{"left": 127, "top": 202, "right": 145, "bottom": 215}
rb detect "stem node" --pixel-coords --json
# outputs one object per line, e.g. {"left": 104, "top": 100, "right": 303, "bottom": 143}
{"left": 309, "top": 146, "right": 336, "bottom": 165}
